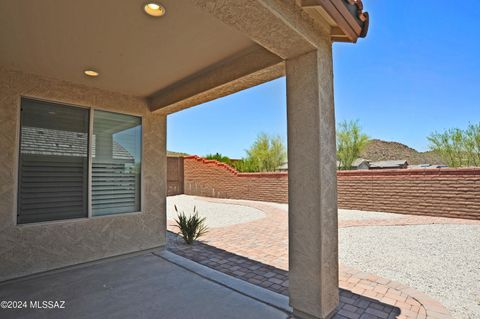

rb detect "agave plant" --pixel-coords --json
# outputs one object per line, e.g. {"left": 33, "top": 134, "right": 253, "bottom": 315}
{"left": 174, "top": 205, "right": 208, "bottom": 244}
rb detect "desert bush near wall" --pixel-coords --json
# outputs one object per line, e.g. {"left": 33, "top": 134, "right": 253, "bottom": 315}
{"left": 204, "top": 134, "right": 287, "bottom": 172}
{"left": 428, "top": 123, "right": 480, "bottom": 167}
{"left": 205, "top": 153, "right": 233, "bottom": 166}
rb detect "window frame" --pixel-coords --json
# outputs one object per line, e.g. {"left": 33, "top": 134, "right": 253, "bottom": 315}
{"left": 16, "top": 96, "right": 144, "bottom": 226}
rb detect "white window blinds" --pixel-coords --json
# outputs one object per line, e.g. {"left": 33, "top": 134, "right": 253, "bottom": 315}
{"left": 18, "top": 98, "right": 89, "bottom": 224}
{"left": 92, "top": 110, "right": 142, "bottom": 216}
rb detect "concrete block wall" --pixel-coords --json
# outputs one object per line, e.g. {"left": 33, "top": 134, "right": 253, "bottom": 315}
{"left": 182, "top": 156, "right": 480, "bottom": 220}
{"left": 184, "top": 156, "right": 288, "bottom": 203}
{"left": 337, "top": 169, "right": 480, "bottom": 220}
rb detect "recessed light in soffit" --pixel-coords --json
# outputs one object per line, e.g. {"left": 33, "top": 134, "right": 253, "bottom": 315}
{"left": 144, "top": 3, "right": 166, "bottom": 17}
{"left": 84, "top": 69, "right": 99, "bottom": 77}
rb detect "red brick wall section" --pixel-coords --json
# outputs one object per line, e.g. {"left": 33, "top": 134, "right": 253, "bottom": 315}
{"left": 337, "top": 169, "right": 480, "bottom": 220}
{"left": 182, "top": 156, "right": 480, "bottom": 220}
{"left": 183, "top": 156, "right": 288, "bottom": 203}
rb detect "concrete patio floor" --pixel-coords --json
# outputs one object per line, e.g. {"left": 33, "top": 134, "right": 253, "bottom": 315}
{"left": 0, "top": 252, "right": 289, "bottom": 319}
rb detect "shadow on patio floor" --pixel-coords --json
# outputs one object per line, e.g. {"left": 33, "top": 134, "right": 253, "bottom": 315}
{"left": 167, "top": 231, "right": 402, "bottom": 319}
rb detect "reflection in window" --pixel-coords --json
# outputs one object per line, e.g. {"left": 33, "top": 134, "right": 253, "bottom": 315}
{"left": 92, "top": 111, "right": 142, "bottom": 216}
{"left": 18, "top": 99, "right": 89, "bottom": 224}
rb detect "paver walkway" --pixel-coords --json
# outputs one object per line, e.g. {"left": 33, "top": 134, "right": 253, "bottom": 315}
{"left": 167, "top": 196, "right": 479, "bottom": 319}
{"left": 169, "top": 232, "right": 449, "bottom": 319}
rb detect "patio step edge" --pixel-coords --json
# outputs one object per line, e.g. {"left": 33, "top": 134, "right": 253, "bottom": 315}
{"left": 155, "top": 250, "right": 292, "bottom": 314}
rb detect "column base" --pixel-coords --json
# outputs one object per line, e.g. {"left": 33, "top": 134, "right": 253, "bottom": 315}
{"left": 292, "top": 308, "right": 336, "bottom": 319}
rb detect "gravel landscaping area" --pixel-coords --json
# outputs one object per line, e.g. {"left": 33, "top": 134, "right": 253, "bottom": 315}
{"left": 263, "top": 202, "right": 404, "bottom": 221}
{"left": 337, "top": 209, "right": 405, "bottom": 221}
{"left": 168, "top": 195, "right": 479, "bottom": 319}
{"left": 167, "top": 195, "right": 265, "bottom": 228}
{"left": 339, "top": 224, "right": 480, "bottom": 319}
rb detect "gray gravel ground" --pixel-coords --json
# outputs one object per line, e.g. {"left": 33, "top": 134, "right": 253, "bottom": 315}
{"left": 337, "top": 209, "right": 405, "bottom": 221}
{"left": 265, "top": 202, "right": 403, "bottom": 221}
{"left": 339, "top": 224, "right": 480, "bottom": 319}
{"left": 167, "top": 195, "right": 265, "bottom": 228}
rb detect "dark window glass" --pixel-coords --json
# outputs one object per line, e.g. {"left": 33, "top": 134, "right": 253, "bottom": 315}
{"left": 18, "top": 98, "right": 89, "bottom": 224}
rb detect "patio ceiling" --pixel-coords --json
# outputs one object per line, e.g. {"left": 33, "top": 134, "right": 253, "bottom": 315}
{"left": 0, "top": 0, "right": 257, "bottom": 97}
{"left": 0, "top": 0, "right": 368, "bottom": 114}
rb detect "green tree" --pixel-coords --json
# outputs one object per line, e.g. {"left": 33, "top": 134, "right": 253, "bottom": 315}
{"left": 232, "top": 157, "right": 257, "bottom": 172}
{"left": 428, "top": 123, "right": 480, "bottom": 167}
{"left": 336, "top": 120, "right": 369, "bottom": 170}
{"left": 205, "top": 152, "right": 232, "bottom": 165}
{"left": 235, "top": 133, "right": 287, "bottom": 172}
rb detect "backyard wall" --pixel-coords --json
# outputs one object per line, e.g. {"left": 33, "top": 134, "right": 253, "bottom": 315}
{"left": 182, "top": 156, "right": 480, "bottom": 220}
{"left": 184, "top": 156, "right": 288, "bottom": 203}
{"left": 337, "top": 169, "right": 480, "bottom": 220}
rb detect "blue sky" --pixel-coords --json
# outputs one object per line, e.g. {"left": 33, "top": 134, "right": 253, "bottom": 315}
{"left": 168, "top": 1, "right": 480, "bottom": 158}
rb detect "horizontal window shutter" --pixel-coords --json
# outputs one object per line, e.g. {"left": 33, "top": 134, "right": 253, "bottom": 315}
{"left": 92, "top": 163, "right": 139, "bottom": 215}
{"left": 92, "top": 110, "right": 141, "bottom": 216}
{"left": 17, "top": 99, "right": 89, "bottom": 224}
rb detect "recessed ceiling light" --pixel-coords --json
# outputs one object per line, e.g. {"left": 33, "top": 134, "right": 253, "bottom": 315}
{"left": 84, "top": 70, "right": 99, "bottom": 77}
{"left": 144, "top": 3, "right": 165, "bottom": 17}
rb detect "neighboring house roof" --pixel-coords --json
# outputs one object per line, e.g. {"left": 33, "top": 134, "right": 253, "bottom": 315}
{"left": 369, "top": 160, "right": 408, "bottom": 169}
{"left": 21, "top": 127, "right": 135, "bottom": 162}
{"left": 21, "top": 127, "right": 88, "bottom": 157}
{"left": 282, "top": 159, "right": 410, "bottom": 171}
{"left": 336, "top": 158, "right": 369, "bottom": 169}
{"left": 352, "top": 158, "right": 369, "bottom": 167}
{"left": 408, "top": 164, "right": 448, "bottom": 169}
{"left": 92, "top": 139, "right": 135, "bottom": 162}
{"left": 280, "top": 158, "right": 370, "bottom": 170}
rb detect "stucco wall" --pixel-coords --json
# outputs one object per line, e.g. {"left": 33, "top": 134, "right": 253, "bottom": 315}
{"left": 182, "top": 156, "right": 480, "bottom": 220}
{"left": 0, "top": 67, "right": 167, "bottom": 281}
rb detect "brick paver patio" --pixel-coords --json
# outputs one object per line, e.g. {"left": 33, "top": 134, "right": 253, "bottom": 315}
{"left": 167, "top": 197, "right": 478, "bottom": 319}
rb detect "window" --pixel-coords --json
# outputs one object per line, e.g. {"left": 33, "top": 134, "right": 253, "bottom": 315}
{"left": 18, "top": 99, "right": 89, "bottom": 224}
{"left": 17, "top": 98, "right": 142, "bottom": 224}
{"left": 92, "top": 111, "right": 142, "bottom": 216}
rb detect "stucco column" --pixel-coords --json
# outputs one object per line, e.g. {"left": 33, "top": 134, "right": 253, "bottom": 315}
{"left": 286, "top": 41, "right": 339, "bottom": 319}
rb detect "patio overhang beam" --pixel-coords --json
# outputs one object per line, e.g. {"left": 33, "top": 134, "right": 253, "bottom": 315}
{"left": 188, "top": 0, "right": 331, "bottom": 60}
{"left": 149, "top": 46, "right": 283, "bottom": 113}
{"left": 149, "top": 0, "right": 368, "bottom": 113}
{"left": 148, "top": 0, "right": 329, "bottom": 113}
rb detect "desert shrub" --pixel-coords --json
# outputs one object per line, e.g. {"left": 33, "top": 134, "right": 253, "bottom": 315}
{"left": 205, "top": 153, "right": 232, "bottom": 165}
{"left": 174, "top": 205, "right": 208, "bottom": 244}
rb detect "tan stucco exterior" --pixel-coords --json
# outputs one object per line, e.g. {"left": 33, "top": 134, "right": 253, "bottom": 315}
{"left": 286, "top": 43, "right": 339, "bottom": 319}
{"left": 0, "top": 67, "right": 167, "bottom": 281}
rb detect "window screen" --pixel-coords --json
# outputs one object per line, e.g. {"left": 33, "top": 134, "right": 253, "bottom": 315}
{"left": 92, "top": 110, "right": 141, "bottom": 216}
{"left": 18, "top": 99, "right": 89, "bottom": 224}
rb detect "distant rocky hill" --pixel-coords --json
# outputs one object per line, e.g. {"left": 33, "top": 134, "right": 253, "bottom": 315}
{"left": 360, "top": 139, "right": 445, "bottom": 165}
{"left": 168, "top": 140, "right": 445, "bottom": 166}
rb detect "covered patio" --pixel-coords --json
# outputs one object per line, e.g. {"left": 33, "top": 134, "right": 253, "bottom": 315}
{"left": 0, "top": 251, "right": 290, "bottom": 319}
{"left": 1, "top": 1, "right": 369, "bottom": 318}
